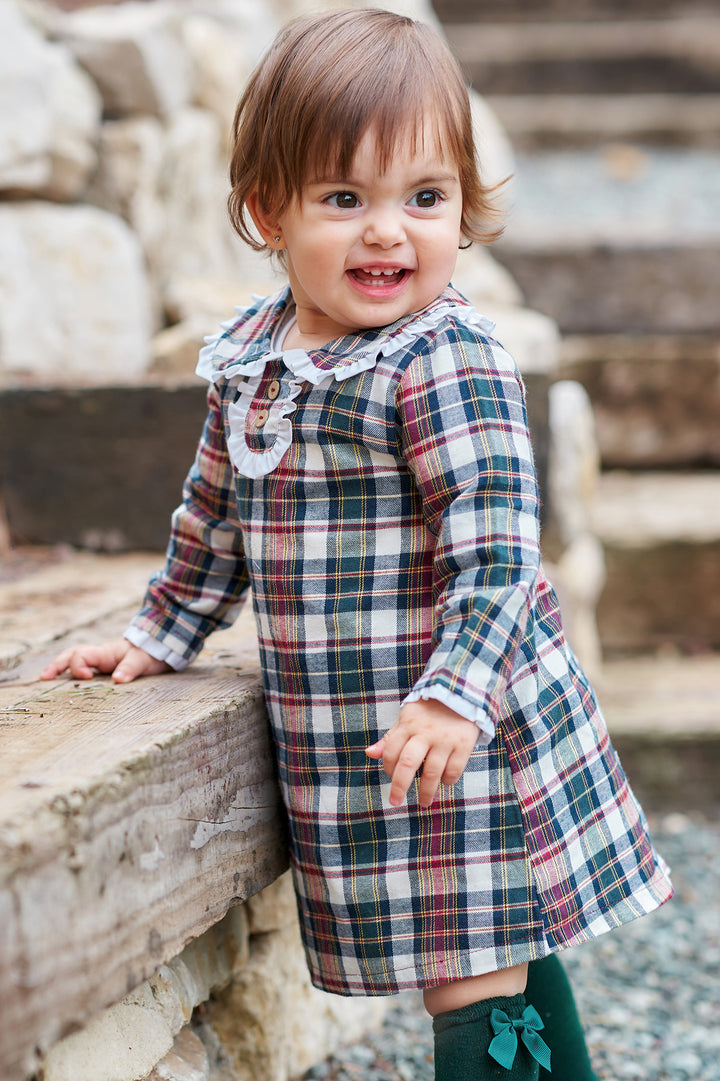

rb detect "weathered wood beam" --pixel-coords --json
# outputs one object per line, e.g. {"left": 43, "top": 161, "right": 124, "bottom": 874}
{"left": 0, "top": 556, "right": 287, "bottom": 1081}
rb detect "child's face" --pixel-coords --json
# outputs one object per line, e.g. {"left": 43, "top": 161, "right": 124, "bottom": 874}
{"left": 265, "top": 125, "right": 463, "bottom": 348}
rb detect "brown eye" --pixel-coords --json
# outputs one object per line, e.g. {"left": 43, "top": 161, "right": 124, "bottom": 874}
{"left": 411, "top": 189, "right": 441, "bottom": 209}
{"left": 327, "top": 192, "right": 360, "bottom": 209}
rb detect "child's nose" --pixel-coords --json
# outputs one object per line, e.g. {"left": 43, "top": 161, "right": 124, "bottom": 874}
{"left": 363, "top": 209, "right": 406, "bottom": 248}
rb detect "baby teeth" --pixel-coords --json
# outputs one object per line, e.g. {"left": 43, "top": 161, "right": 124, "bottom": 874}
{"left": 367, "top": 268, "right": 398, "bottom": 276}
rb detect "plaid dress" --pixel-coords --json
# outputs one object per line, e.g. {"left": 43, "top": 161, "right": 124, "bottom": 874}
{"left": 127, "top": 285, "right": 672, "bottom": 996}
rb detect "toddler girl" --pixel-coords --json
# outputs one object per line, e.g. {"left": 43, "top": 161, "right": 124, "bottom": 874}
{"left": 42, "top": 9, "right": 672, "bottom": 1080}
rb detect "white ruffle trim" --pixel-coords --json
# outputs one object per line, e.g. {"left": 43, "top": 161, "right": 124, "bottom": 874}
{"left": 197, "top": 290, "right": 498, "bottom": 478}
{"left": 221, "top": 347, "right": 382, "bottom": 478}
{"left": 376, "top": 305, "right": 495, "bottom": 361}
{"left": 402, "top": 684, "right": 496, "bottom": 745}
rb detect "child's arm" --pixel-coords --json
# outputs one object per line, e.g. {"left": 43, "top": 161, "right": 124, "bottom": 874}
{"left": 378, "top": 322, "right": 541, "bottom": 804}
{"left": 41, "top": 385, "right": 249, "bottom": 684}
{"left": 366, "top": 699, "right": 479, "bottom": 808}
{"left": 40, "top": 640, "right": 170, "bottom": 683}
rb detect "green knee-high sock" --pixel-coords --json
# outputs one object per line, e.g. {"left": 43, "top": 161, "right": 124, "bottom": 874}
{"left": 525, "top": 955, "right": 599, "bottom": 1081}
{"left": 433, "top": 993, "right": 551, "bottom": 1081}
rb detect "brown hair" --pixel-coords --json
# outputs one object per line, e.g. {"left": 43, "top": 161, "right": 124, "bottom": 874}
{"left": 228, "top": 8, "right": 505, "bottom": 250}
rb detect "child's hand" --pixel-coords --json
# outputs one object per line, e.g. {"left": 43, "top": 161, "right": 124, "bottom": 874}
{"left": 366, "top": 699, "right": 479, "bottom": 808}
{"left": 39, "top": 640, "right": 170, "bottom": 684}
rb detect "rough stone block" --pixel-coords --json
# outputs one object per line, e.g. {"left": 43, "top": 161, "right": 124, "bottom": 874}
{"left": 205, "top": 921, "right": 387, "bottom": 1081}
{"left": 494, "top": 242, "right": 720, "bottom": 336}
{"left": 87, "top": 108, "right": 272, "bottom": 322}
{"left": 445, "top": 18, "right": 720, "bottom": 95}
{"left": 56, "top": 1, "right": 194, "bottom": 118}
{"left": 0, "top": 382, "right": 208, "bottom": 551}
{"left": 591, "top": 471, "right": 720, "bottom": 654}
{"left": 559, "top": 334, "right": 720, "bottom": 469}
{"left": 0, "top": 202, "right": 152, "bottom": 381}
{"left": 41, "top": 907, "right": 248, "bottom": 1081}
{"left": 148, "top": 1028, "right": 210, "bottom": 1081}
{"left": 0, "top": 0, "right": 101, "bottom": 199}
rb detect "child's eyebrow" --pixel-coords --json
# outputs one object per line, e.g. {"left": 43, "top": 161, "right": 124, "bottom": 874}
{"left": 307, "top": 171, "right": 460, "bottom": 188}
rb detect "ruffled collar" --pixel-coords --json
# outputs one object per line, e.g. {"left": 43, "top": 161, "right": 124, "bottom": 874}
{"left": 196, "top": 284, "right": 495, "bottom": 388}
{"left": 196, "top": 285, "right": 496, "bottom": 479}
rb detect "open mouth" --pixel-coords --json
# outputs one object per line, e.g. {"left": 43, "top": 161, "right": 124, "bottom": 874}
{"left": 349, "top": 267, "right": 408, "bottom": 288}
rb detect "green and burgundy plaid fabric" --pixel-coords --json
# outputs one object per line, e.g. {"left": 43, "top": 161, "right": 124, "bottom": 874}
{"left": 127, "top": 287, "right": 672, "bottom": 995}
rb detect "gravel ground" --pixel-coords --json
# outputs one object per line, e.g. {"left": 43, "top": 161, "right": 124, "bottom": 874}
{"left": 300, "top": 812, "right": 720, "bottom": 1081}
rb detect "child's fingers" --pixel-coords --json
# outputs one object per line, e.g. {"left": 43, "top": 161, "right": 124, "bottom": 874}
{"left": 39, "top": 641, "right": 165, "bottom": 684}
{"left": 388, "top": 735, "right": 430, "bottom": 807}
{"left": 416, "top": 747, "right": 449, "bottom": 807}
{"left": 365, "top": 738, "right": 385, "bottom": 759}
{"left": 111, "top": 647, "right": 168, "bottom": 683}
{"left": 40, "top": 645, "right": 112, "bottom": 680}
{"left": 441, "top": 743, "right": 475, "bottom": 787}
{"left": 39, "top": 648, "right": 75, "bottom": 680}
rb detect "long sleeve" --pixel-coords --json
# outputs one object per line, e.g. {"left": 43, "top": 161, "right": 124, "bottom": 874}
{"left": 125, "top": 385, "right": 250, "bottom": 668}
{"left": 397, "top": 323, "right": 541, "bottom": 740}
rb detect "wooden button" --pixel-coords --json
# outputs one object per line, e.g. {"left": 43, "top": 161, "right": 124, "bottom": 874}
{"left": 267, "top": 379, "right": 281, "bottom": 400}
{"left": 255, "top": 408, "right": 269, "bottom": 428}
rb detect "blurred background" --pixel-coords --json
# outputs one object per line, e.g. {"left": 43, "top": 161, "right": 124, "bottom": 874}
{"left": 0, "top": 1, "right": 718, "bottom": 1078}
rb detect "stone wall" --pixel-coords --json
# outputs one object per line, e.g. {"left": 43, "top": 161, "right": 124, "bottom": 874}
{"left": 0, "top": 0, "right": 520, "bottom": 389}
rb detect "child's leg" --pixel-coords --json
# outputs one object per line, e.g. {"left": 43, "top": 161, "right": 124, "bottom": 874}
{"left": 428, "top": 966, "right": 551, "bottom": 1081}
{"left": 524, "top": 954, "right": 599, "bottom": 1080}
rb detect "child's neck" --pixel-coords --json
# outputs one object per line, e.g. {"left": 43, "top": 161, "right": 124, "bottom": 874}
{"left": 280, "top": 294, "right": 360, "bottom": 352}
{"left": 282, "top": 321, "right": 341, "bottom": 352}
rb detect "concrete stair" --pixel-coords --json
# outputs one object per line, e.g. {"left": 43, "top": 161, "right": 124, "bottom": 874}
{"left": 434, "top": 0, "right": 720, "bottom": 674}
{"left": 485, "top": 94, "right": 720, "bottom": 150}
{"left": 590, "top": 471, "right": 720, "bottom": 655}
{"left": 495, "top": 147, "right": 720, "bottom": 335}
{"left": 433, "top": 0, "right": 715, "bottom": 21}
{"left": 444, "top": 17, "right": 720, "bottom": 96}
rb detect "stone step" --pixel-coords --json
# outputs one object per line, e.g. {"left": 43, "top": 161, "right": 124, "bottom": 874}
{"left": 493, "top": 148, "right": 720, "bottom": 335}
{"left": 0, "top": 380, "right": 209, "bottom": 551}
{"left": 596, "top": 653, "right": 720, "bottom": 814}
{"left": 433, "top": 0, "right": 711, "bottom": 22}
{"left": 590, "top": 471, "right": 720, "bottom": 655}
{"left": 444, "top": 18, "right": 720, "bottom": 94}
{"left": 486, "top": 93, "right": 720, "bottom": 149}
{"left": 558, "top": 334, "right": 720, "bottom": 470}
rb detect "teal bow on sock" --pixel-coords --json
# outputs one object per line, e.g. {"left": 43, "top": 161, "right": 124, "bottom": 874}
{"left": 488, "top": 1005, "right": 552, "bottom": 1071}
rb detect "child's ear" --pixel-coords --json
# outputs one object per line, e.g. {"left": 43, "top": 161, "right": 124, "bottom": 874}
{"left": 246, "top": 189, "right": 284, "bottom": 250}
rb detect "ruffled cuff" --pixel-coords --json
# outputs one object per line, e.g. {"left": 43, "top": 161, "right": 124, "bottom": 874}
{"left": 402, "top": 684, "right": 496, "bottom": 745}
{"left": 123, "top": 625, "right": 192, "bottom": 671}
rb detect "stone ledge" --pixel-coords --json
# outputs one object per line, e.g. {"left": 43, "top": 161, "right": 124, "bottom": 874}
{"left": 598, "top": 654, "right": 720, "bottom": 815}
{"left": 0, "top": 556, "right": 287, "bottom": 1081}
{"left": 433, "top": 0, "right": 700, "bottom": 22}
{"left": 444, "top": 17, "right": 720, "bottom": 94}
{"left": 494, "top": 243, "right": 720, "bottom": 335}
{"left": 559, "top": 334, "right": 720, "bottom": 469}
{"left": 591, "top": 471, "right": 720, "bottom": 654}
{"left": 485, "top": 94, "right": 720, "bottom": 149}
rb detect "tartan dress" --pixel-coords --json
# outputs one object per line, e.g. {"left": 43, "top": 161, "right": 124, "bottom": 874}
{"left": 127, "top": 285, "right": 672, "bottom": 996}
